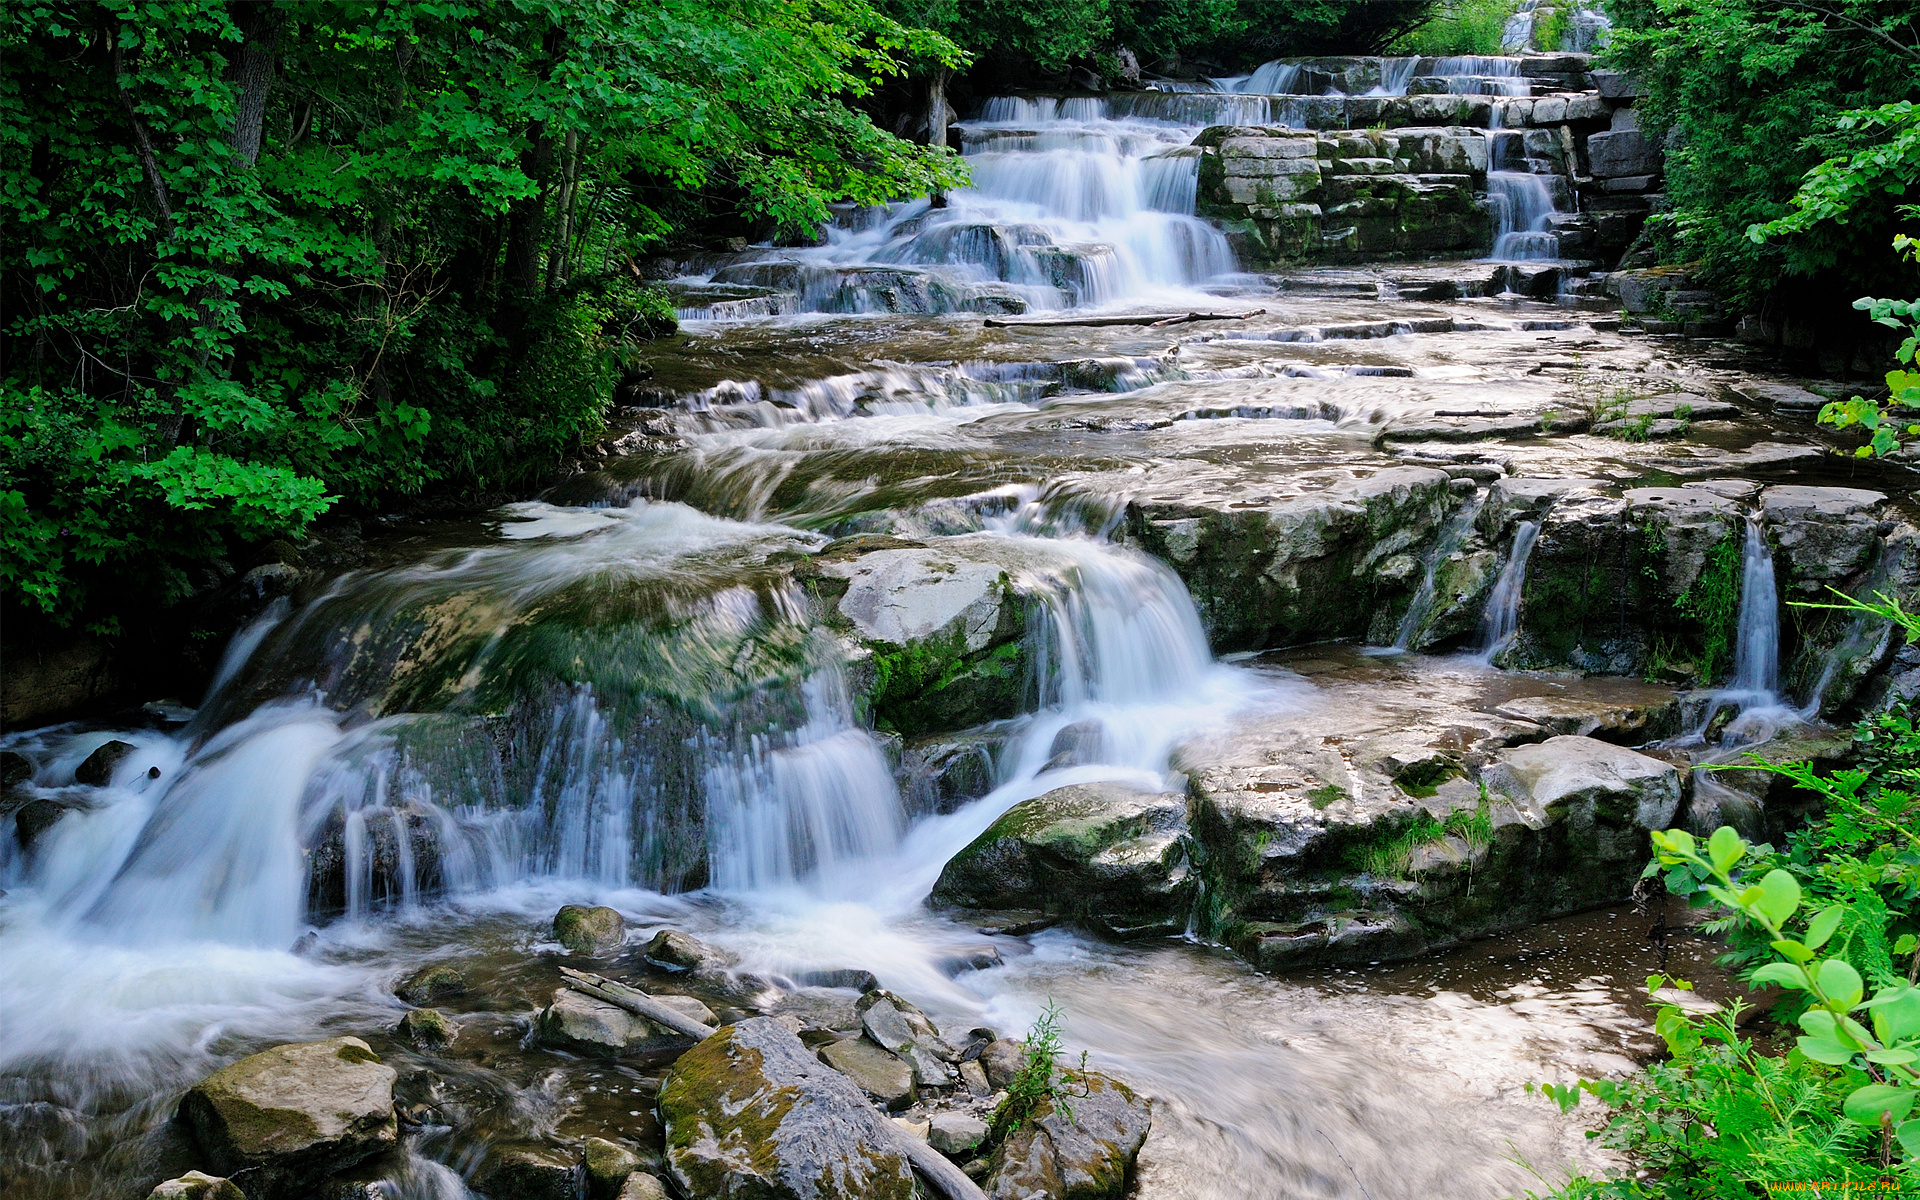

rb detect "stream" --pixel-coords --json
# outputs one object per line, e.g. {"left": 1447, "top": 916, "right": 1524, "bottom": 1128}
{"left": 0, "top": 57, "right": 1876, "bottom": 1200}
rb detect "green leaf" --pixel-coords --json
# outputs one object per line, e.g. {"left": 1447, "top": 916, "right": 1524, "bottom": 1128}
{"left": 1803, "top": 905, "right": 1844, "bottom": 951}
{"left": 1770, "top": 939, "right": 1815, "bottom": 964}
{"left": 1866, "top": 1048, "right": 1919, "bottom": 1065}
{"left": 1899, "top": 1119, "right": 1920, "bottom": 1157}
{"left": 1752, "top": 962, "right": 1809, "bottom": 989}
{"left": 1869, "top": 988, "right": 1920, "bottom": 1044}
{"left": 1706, "top": 825, "right": 1744, "bottom": 872}
{"left": 1817, "top": 959, "right": 1866, "bottom": 1010}
{"left": 1843, "top": 1084, "right": 1914, "bottom": 1126}
{"left": 1755, "top": 869, "right": 1801, "bottom": 926}
{"left": 1799, "top": 1034, "right": 1859, "bottom": 1065}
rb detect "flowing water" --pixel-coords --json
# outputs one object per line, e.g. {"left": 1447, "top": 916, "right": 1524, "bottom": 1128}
{"left": 3, "top": 62, "right": 1826, "bottom": 1200}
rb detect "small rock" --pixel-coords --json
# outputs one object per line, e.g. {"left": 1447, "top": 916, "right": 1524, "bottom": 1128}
{"left": 395, "top": 1008, "right": 456, "bottom": 1047}
{"left": 537, "top": 987, "right": 696, "bottom": 1062}
{"left": 395, "top": 964, "right": 466, "bottom": 1006}
{"left": 477, "top": 1142, "right": 583, "bottom": 1200}
{"left": 857, "top": 991, "right": 953, "bottom": 1087}
{"left": 15, "top": 798, "right": 69, "bottom": 850}
{"left": 641, "top": 928, "right": 733, "bottom": 973}
{"left": 959, "top": 1060, "right": 991, "bottom": 1096}
{"left": 929, "top": 1111, "right": 988, "bottom": 1156}
{"left": 180, "top": 1036, "right": 397, "bottom": 1198}
{"left": 660, "top": 1018, "right": 915, "bottom": 1200}
{"left": 819, "top": 1036, "right": 915, "bottom": 1111}
{"left": 74, "top": 739, "right": 136, "bottom": 785}
{"left": 978, "top": 1039, "right": 1026, "bottom": 1090}
{"left": 795, "top": 967, "right": 880, "bottom": 992}
{"left": 148, "top": 1172, "right": 244, "bottom": 1200}
{"left": 617, "top": 1175, "right": 670, "bottom": 1200}
{"left": 0, "top": 750, "right": 30, "bottom": 786}
{"left": 553, "top": 904, "right": 626, "bottom": 956}
{"left": 583, "top": 1136, "right": 641, "bottom": 1200}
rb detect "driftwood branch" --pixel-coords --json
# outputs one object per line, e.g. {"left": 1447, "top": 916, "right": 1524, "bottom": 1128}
{"left": 557, "top": 967, "right": 717, "bottom": 1041}
{"left": 557, "top": 967, "right": 986, "bottom": 1200}
{"left": 983, "top": 308, "right": 1265, "bottom": 329}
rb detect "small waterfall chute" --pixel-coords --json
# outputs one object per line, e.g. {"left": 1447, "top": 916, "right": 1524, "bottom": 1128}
{"left": 1474, "top": 520, "right": 1542, "bottom": 663}
{"left": 1391, "top": 493, "right": 1488, "bottom": 650}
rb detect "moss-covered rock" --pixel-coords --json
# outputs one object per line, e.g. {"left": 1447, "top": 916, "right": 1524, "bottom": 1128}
{"left": 395, "top": 964, "right": 466, "bottom": 1006}
{"left": 393, "top": 1008, "right": 456, "bottom": 1047}
{"left": 536, "top": 987, "right": 697, "bottom": 1063}
{"left": 553, "top": 904, "right": 626, "bottom": 956}
{"left": 179, "top": 1037, "right": 397, "bottom": 1199}
{"left": 987, "top": 1071, "right": 1151, "bottom": 1200}
{"left": 930, "top": 782, "right": 1192, "bottom": 936}
{"left": 148, "top": 1173, "right": 244, "bottom": 1200}
{"left": 583, "top": 1136, "right": 642, "bottom": 1200}
{"left": 475, "top": 1142, "right": 582, "bottom": 1200}
{"left": 660, "top": 1018, "right": 915, "bottom": 1200}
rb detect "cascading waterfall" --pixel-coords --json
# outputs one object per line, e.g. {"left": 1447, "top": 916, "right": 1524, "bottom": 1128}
{"left": 1489, "top": 171, "right": 1562, "bottom": 260}
{"left": 1729, "top": 519, "right": 1782, "bottom": 702}
{"left": 1474, "top": 520, "right": 1542, "bottom": 662}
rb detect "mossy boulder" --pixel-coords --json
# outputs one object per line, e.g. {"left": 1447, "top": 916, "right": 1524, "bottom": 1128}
{"left": 583, "top": 1136, "right": 642, "bottom": 1200}
{"left": 475, "top": 1142, "right": 582, "bottom": 1200}
{"left": 554, "top": 904, "right": 626, "bottom": 955}
{"left": 660, "top": 1018, "right": 915, "bottom": 1200}
{"left": 393, "top": 1008, "right": 456, "bottom": 1047}
{"left": 395, "top": 964, "right": 465, "bottom": 1006}
{"left": 930, "top": 782, "right": 1193, "bottom": 936}
{"left": 148, "top": 1173, "right": 244, "bottom": 1200}
{"left": 179, "top": 1037, "right": 397, "bottom": 1198}
{"left": 986, "top": 1071, "right": 1151, "bottom": 1200}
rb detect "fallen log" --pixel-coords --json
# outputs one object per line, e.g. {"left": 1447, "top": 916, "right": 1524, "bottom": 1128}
{"left": 982, "top": 308, "right": 1266, "bottom": 329}
{"left": 557, "top": 968, "right": 988, "bottom": 1200}
{"left": 557, "top": 967, "right": 716, "bottom": 1041}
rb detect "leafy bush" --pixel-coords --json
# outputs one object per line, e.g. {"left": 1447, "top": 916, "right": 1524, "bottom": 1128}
{"left": 1393, "top": 0, "right": 1513, "bottom": 57}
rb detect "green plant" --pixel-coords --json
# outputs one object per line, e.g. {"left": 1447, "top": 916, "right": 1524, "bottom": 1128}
{"left": 1676, "top": 530, "right": 1742, "bottom": 682}
{"left": 990, "top": 1000, "right": 1090, "bottom": 1136}
{"left": 1532, "top": 2, "right": 1570, "bottom": 52}
{"left": 1308, "top": 783, "right": 1349, "bottom": 810}
{"left": 1392, "top": 0, "right": 1510, "bottom": 56}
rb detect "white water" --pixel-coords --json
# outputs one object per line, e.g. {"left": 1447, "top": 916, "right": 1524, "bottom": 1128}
{"left": 1475, "top": 519, "right": 1542, "bottom": 662}
{"left": 1681, "top": 520, "right": 1804, "bottom": 746}
{"left": 1489, "top": 171, "right": 1562, "bottom": 260}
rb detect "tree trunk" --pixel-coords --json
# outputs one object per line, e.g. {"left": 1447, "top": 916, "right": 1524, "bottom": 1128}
{"left": 504, "top": 122, "right": 552, "bottom": 295}
{"left": 927, "top": 67, "right": 952, "bottom": 148}
{"left": 545, "top": 130, "right": 581, "bottom": 289}
{"left": 227, "top": 2, "right": 280, "bottom": 168}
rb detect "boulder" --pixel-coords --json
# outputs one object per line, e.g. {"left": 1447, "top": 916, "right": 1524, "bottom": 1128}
{"left": 476, "top": 1143, "right": 582, "bottom": 1200}
{"left": 931, "top": 783, "right": 1192, "bottom": 936}
{"left": 856, "top": 990, "right": 955, "bottom": 1088}
{"left": 394, "top": 1008, "right": 456, "bottom": 1047}
{"left": 553, "top": 904, "right": 626, "bottom": 955}
{"left": 0, "top": 749, "right": 31, "bottom": 786}
{"left": 75, "top": 739, "right": 137, "bottom": 785}
{"left": 584, "top": 1136, "right": 642, "bottom": 1200}
{"left": 618, "top": 1175, "right": 670, "bottom": 1200}
{"left": 818, "top": 1036, "right": 915, "bottom": 1110}
{"left": 395, "top": 964, "right": 465, "bottom": 1006}
{"left": 1587, "top": 129, "right": 1662, "bottom": 178}
{"left": 1481, "top": 735, "right": 1682, "bottom": 851}
{"left": 979, "top": 1039, "right": 1026, "bottom": 1091}
{"left": 1489, "top": 691, "right": 1681, "bottom": 741}
{"left": 987, "top": 1071, "right": 1151, "bottom": 1200}
{"left": 1758, "top": 485, "right": 1886, "bottom": 593}
{"left": 149, "top": 1173, "right": 245, "bottom": 1200}
{"left": 929, "top": 1111, "right": 988, "bottom": 1157}
{"left": 642, "top": 929, "right": 736, "bottom": 974}
{"left": 537, "top": 987, "right": 698, "bottom": 1062}
{"left": 660, "top": 1018, "right": 916, "bottom": 1200}
{"left": 14, "top": 798, "right": 71, "bottom": 851}
{"left": 180, "top": 1037, "right": 397, "bottom": 1198}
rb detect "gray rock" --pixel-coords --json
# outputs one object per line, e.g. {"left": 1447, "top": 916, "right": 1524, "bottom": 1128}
{"left": 819, "top": 1036, "right": 915, "bottom": 1110}
{"left": 1731, "top": 381, "right": 1828, "bottom": 414}
{"left": 987, "top": 1071, "right": 1151, "bottom": 1200}
{"left": 1759, "top": 485, "right": 1887, "bottom": 592}
{"left": 1490, "top": 692, "right": 1681, "bottom": 741}
{"left": 583, "top": 1136, "right": 641, "bottom": 1200}
{"left": 857, "top": 991, "right": 953, "bottom": 1088}
{"left": 180, "top": 1037, "right": 397, "bottom": 1198}
{"left": 536, "top": 987, "right": 697, "bottom": 1062}
{"left": 14, "top": 798, "right": 71, "bottom": 851}
{"left": 476, "top": 1143, "right": 582, "bottom": 1200}
{"left": 1588, "top": 129, "right": 1663, "bottom": 177}
{"left": 394, "top": 1008, "right": 456, "bottom": 1047}
{"left": 617, "top": 1175, "right": 670, "bottom": 1200}
{"left": 75, "top": 739, "right": 136, "bottom": 785}
{"left": 148, "top": 1173, "right": 244, "bottom": 1200}
{"left": 959, "top": 1060, "right": 992, "bottom": 1096}
{"left": 979, "top": 1039, "right": 1026, "bottom": 1091}
{"left": 930, "top": 782, "right": 1192, "bottom": 936}
{"left": 395, "top": 964, "right": 465, "bottom": 1006}
{"left": 553, "top": 904, "right": 625, "bottom": 955}
{"left": 660, "top": 1017, "right": 915, "bottom": 1200}
{"left": 642, "top": 928, "right": 735, "bottom": 973}
{"left": 1482, "top": 735, "right": 1682, "bottom": 833}
{"left": 929, "top": 1111, "right": 988, "bottom": 1156}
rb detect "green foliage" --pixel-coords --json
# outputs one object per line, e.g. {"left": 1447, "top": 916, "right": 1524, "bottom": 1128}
{"left": 1527, "top": 590, "right": 1920, "bottom": 1195}
{"left": 1343, "top": 792, "right": 1488, "bottom": 878}
{"left": 1, "top": 0, "right": 967, "bottom": 628}
{"left": 1392, "top": 0, "right": 1509, "bottom": 57}
{"left": 1532, "top": 3, "right": 1569, "bottom": 53}
{"left": 1676, "top": 532, "right": 1741, "bottom": 684}
{"left": 1782, "top": 236, "right": 1920, "bottom": 459}
{"left": 1602, "top": 0, "right": 1920, "bottom": 310}
{"left": 1308, "top": 782, "right": 1349, "bottom": 810}
{"left": 990, "top": 1000, "right": 1091, "bottom": 1136}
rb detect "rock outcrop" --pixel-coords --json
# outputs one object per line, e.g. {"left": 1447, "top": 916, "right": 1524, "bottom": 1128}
{"left": 987, "top": 1072, "right": 1151, "bottom": 1200}
{"left": 659, "top": 1018, "right": 916, "bottom": 1200}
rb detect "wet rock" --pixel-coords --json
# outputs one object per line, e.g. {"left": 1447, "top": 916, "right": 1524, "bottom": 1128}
{"left": 979, "top": 1039, "right": 1025, "bottom": 1090}
{"left": 617, "top": 1174, "right": 670, "bottom": 1200}
{"left": 14, "top": 798, "right": 71, "bottom": 850}
{"left": 180, "top": 1037, "right": 397, "bottom": 1197}
{"left": 149, "top": 1172, "right": 245, "bottom": 1200}
{"left": 583, "top": 1136, "right": 641, "bottom": 1200}
{"left": 899, "top": 732, "right": 1002, "bottom": 816}
{"left": 660, "top": 1017, "right": 915, "bottom": 1200}
{"left": 641, "top": 928, "right": 735, "bottom": 974}
{"left": 931, "top": 782, "right": 1192, "bottom": 936}
{"left": 856, "top": 990, "right": 954, "bottom": 1088}
{"left": 306, "top": 804, "right": 444, "bottom": 920}
{"left": 395, "top": 964, "right": 465, "bottom": 1006}
{"left": 1489, "top": 690, "right": 1681, "bottom": 741}
{"left": 1758, "top": 485, "right": 1886, "bottom": 593}
{"left": 795, "top": 967, "right": 880, "bottom": 993}
{"left": 476, "top": 1142, "right": 582, "bottom": 1200}
{"left": 554, "top": 904, "right": 626, "bottom": 955}
{"left": 536, "top": 987, "right": 698, "bottom": 1063}
{"left": 819, "top": 1035, "right": 915, "bottom": 1110}
{"left": 394, "top": 1008, "right": 456, "bottom": 1047}
{"left": 0, "top": 750, "right": 30, "bottom": 786}
{"left": 987, "top": 1071, "right": 1151, "bottom": 1200}
{"left": 1482, "top": 734, "right": 1682, "bottom": 844}
{"left": 929, "top": 1111, "right": 988, "bottom": 1157}
{"left": 75, "top": 739, "right": 136, "bottom": 785}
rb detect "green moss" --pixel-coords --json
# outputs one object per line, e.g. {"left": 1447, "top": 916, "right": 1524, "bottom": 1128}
{"left": 1676, "top": 528, "right": 1741, "bottom": 682}
{"left": 1307, "top": 784, "right": 1348, "bottom": 810}
{"left": 867, "top": 632, "right": 1028, "bottom": 738}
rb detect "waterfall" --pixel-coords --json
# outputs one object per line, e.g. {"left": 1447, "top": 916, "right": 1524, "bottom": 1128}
{"left": 1489, "top": 172, "right": 1562, "bottom": 260}
{"left": 1474, "top": 521, "right": 1541, "bottom": 663}
{"left": 1229, "top": 61, "right": 1302, "bottom": 94}
{"left": 1501, "top": 3, "right": 1538, "bottom": 52}
{"left": 1729, "top": 519, "right": 1782, "bottom": 702}
{"left": 1368, "top": 58, "right": 1421, "bottom": 97}
{"left": 1392, "top": 493, "right": 1487, "bottom": 650}
{"left": 1433, "top": 56, "right": 1530, "bottom": 97}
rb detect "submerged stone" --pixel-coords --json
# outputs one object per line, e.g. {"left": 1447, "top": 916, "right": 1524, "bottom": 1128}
{"left": 659, "top": 1017, "right": 915, "bottom": 1200}
{"left": 395, "top": 964, "right": 466, "bottom": 1006}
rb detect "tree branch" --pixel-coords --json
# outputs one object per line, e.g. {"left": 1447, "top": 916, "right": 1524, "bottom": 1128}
{"left": 1778, "top": 1, "right": 1920, "bottom": 63}
{"left": 111, "top": 34, "right": 175, "bottom": 239}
